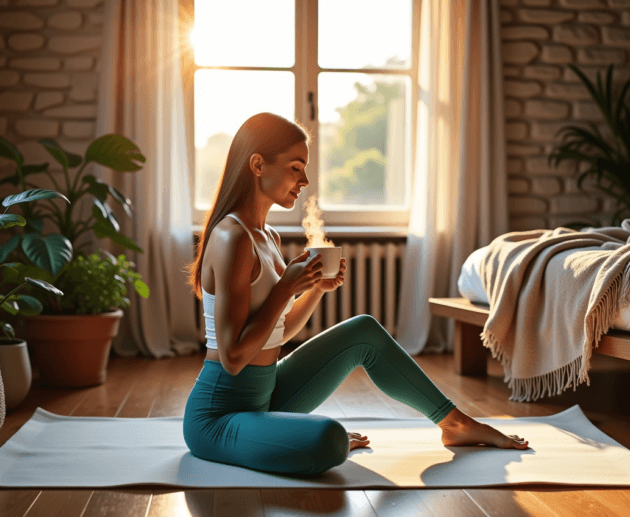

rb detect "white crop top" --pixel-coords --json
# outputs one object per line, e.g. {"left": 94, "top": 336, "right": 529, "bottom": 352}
{"left": 203, "top": 213, "right": 295, "bottom": 350}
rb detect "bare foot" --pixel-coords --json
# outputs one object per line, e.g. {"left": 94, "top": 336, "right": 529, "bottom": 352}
{"left": 347, "top": 432, "right": 370, "bottom": 453}
{"left": 438, "top": 408, "right": 529, "bottom": 449}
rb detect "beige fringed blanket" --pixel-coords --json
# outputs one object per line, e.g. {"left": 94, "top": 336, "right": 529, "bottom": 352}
{"left": 479, "top": 220, "right": 630, "bottom": 402}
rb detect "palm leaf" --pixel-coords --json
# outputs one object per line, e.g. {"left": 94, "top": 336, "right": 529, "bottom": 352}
{"left": 614, "top": 78, "right": 630, "bottom": 130}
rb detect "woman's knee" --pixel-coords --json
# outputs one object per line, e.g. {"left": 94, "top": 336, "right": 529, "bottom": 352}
{"left": 304, "top": 418, "right": 349, "bottom": 474}
{"left": 339, "top": 314, "right": 382, "bottom": 337}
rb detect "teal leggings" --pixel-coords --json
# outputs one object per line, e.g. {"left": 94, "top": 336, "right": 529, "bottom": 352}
{"left": 183, "top": 314, "right": 455, "bottom": 476}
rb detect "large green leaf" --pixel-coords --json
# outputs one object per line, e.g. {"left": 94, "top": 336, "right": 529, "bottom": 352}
{"left": 0, "top": 234, "right": 21, "bottom": 262}
{"left": 0, "top": 293, "right": 44, "bottom": 315}
{"left": 0, "top": 263, "right": 20, "bottom": 279}
{"left": 0, "top": 300, "right": 19, "bottom": 316}
{"left": 0, "top": 214, "right": 26, "bottom": 230}
{"left": 28, "top": 217, "right": 44, "bottom": 233}
{"left": 82, "top": 174, "right": 110, "bottom": 201}
{"left": 85, "top": 134, "right": 146, "bottom": 172}
{"left": 38, "top": 139, "right": 82, "bottom": 169}
{"left": 0, "top": 136, "right": 23, "bottom": 165}
{"left": 21, "top": 163, "right": 49, "bottom": 176}
{"left": 20, "top": 265, "right": 56, "bottom": 285}
{"left": 2, "top": 188, "right": 70, "bottom": 208}
{"left": 25, "top": 277, "right": 64, "bottom": 297}
{"left": 108, "top": 184, "right": 133, "bottom": 217}
{"left": 93, "top": 220, "right": 143, "bottom": 253}
{"left": 0, "top": 173, "right": 21, "bottom": 187}
{"left": 92, "top": 201, "right": 120, "bottom": 233}
{"left": 0, "top": 261, "right": 27, "bottom": 283}
{"left": 21, "top": 233, "right": 73, "bottom": 276}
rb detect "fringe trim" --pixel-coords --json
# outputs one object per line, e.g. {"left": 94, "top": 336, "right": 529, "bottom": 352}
{"left": 481, "top": 264, "right": 630, "bottom": 402}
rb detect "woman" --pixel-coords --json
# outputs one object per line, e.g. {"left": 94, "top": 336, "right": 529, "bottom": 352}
{"left": 183, "top": 112, "right": 528, "bottom": 476}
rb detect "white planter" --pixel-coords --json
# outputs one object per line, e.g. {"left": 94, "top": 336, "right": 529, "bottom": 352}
{"left": 0, "top": 338, "right": 32, "bottom": 411}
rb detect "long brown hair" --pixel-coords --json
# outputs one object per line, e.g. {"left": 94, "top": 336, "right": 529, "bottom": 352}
{"left": 185, "top": 112, "right": 311, "bottom": 300}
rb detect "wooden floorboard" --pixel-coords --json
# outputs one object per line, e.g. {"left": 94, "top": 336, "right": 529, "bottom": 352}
{"left": 1, "top": 345, "right": 629, "bottom": 517}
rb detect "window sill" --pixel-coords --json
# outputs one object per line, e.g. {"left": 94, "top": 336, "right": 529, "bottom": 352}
{"left": 191, "top": 225, "right": 408, "bottom": 239}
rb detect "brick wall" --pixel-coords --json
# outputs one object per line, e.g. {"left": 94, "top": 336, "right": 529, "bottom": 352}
{"left": 1, "top": 0, "right": 629, "bottom": 233}
{"left": 0, "top": 0, "right": 104, "bottom": 240}
{"left": 502, "top": 0, "right": 630, "bottom": 230}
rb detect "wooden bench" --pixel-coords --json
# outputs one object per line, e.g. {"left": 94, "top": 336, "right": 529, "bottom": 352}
{"left": 428, "top": 297, "right": 630, "bottom": 376}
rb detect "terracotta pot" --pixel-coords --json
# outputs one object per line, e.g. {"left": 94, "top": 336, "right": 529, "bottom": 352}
{"left": 20, "top": 308, "right": 124, "bottom": 388}
{"left": 0, "top": 338, "right": 32, "bottom": 410}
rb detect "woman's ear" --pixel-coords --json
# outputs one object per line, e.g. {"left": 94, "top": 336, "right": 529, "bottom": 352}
{"left": 249, "top": 153, "right": 264, "bottom": 177}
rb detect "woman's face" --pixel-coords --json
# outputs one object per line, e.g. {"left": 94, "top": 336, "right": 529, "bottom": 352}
{"left": 257, "top": 140, "right": 309, "bottom": 208}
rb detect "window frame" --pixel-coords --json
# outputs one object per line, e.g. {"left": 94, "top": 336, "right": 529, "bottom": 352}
{"left": 182, "top": 0, "right": 421, "bottom": 232}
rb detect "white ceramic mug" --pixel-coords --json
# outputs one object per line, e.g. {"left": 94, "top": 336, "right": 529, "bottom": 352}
{"left": 306, "top": 247, "right": 342, "bottom": 279}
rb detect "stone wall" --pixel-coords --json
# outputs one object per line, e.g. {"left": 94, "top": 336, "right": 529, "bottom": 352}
{"left": 1, "top": 0, "right": 629, "bottom": 235}
{"left": 502, "top": 0, "right": 630, "bottom": 230}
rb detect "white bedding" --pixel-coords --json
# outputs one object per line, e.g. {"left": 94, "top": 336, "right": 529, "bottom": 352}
{"left": 457, "top": 245, "right": 630, "bottom": 332}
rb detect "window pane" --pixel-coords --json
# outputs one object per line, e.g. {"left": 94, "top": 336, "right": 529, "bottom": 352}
{"left": 192, "top": 0, "right": 294, "bottom": 67}
{"left": 194, "top": 70, "right": 295, "bottom": 211}
{"left": 319, "top": 0, "right": 411, "bottom": 70}
{"left": 319, "top": 72, "right": 409, "bottom": 209}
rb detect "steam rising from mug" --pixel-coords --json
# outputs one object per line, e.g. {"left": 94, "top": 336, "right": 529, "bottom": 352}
{"left": 301, "top": 195, "right": 335, "bottom": 248}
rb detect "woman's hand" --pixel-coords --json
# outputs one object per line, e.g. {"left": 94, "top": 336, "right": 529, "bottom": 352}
{"left": 278, "top": 250, "right": 324, "bottom": 296}
{"left": 314, "top": 258, "right": 346, "bottom": 294}
{"left": 348, "top": 432, "right": 370, "bottom": 452}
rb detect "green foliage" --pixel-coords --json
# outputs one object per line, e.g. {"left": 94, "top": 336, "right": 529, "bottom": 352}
{"left": 0, "top": 134, "right": 147, "bottom": 320}
{"left": 29, "top": 251, "right": 150, "bottom": 315}
{"left": 323, "top": 80, "right": 404, "bottom": 204}
{"left": 0, "top": 134, "right": 146, "bottom": 270}
{"left": 1, "top": 190, "right": 68, "bottom": 340}
{"left": 547, "top": 64, "right": 630, "bottom": 227}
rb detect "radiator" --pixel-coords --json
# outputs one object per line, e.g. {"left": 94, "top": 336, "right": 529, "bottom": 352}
{"left": 279, "top": 241, "right": 406, "bottom": 342}
{"left": 195, "top": 240, "right": 406, "bottom": 344}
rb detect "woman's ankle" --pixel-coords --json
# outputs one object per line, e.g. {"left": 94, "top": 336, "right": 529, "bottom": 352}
{"left": 437, "top": 407, "right": 467, "bottom": 429}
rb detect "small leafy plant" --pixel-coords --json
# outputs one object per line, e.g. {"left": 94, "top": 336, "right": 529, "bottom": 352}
{"left": 28, "top": 250, "right": 150, "bottom": 315}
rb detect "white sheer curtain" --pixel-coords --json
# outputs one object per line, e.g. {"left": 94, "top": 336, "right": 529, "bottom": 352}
{"left": 87, "top": 0, "right": 200, "bottom": 358}
{"left": 396, "top": 0, "right": 509, "bottom": 355}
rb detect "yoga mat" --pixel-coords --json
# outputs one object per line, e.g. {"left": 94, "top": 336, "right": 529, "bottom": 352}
{"left": 1, "top": 405, "right": 629, "bottom": 488}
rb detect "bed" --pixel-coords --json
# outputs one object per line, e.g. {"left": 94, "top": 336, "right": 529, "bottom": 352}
{"left": 429, "top": 244, "right": 630, "bottom": 377}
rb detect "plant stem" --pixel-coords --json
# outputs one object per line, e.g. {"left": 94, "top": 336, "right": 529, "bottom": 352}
{"left": 62, "top": 165, "right": 71, "bottom": 195}
{"left": 72, "top": 217, "right": 96, "bottom": 242}
{"left": 0, "top": 282, "right": 25, "bottom": 309}
{"left": 38, "top": 197, "right": 65, "bottom": 233}
{"left": 71, "top": 161, "right": 89, "bottom": 194}
{"left": 74, "top": 241, "right": 92, "bottom": 255}
{"left": 44, "top": 170, "right": 63, "bottom": 194}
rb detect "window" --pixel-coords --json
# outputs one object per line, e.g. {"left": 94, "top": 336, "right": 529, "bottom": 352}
{"left": 182, "top": 0, "right": 419, "bottom": 229}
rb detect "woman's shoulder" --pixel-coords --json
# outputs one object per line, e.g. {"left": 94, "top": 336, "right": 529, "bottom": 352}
{"left": 211, "top": 215, "right": 247, "bottom": 242}
{"left": 206, "top": 217, "right": 252, "bottom": 262}
{"left": 207, "top": 218, "right": 256, "bottom": 275}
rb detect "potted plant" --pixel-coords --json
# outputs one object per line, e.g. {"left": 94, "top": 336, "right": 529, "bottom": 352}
{"left": 547, "top": 63, "right": 630, "bottom": 229}
{"left": 17, "top": 250, "right": 149, "bottom": 387}
{"left": 1, "top": 189, "right": 68, "bottom": 420}
{"left": 0, "top": 134, "right": 147, "bottom": 387}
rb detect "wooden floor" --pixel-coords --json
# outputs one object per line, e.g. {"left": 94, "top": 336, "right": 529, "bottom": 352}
{"left": 2, "top": 345, "right": 630, "bottom": 517}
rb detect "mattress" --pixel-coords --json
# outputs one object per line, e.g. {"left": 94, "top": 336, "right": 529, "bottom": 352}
{"left": 457, "top": 245, "right": 630, "bottom": 332}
